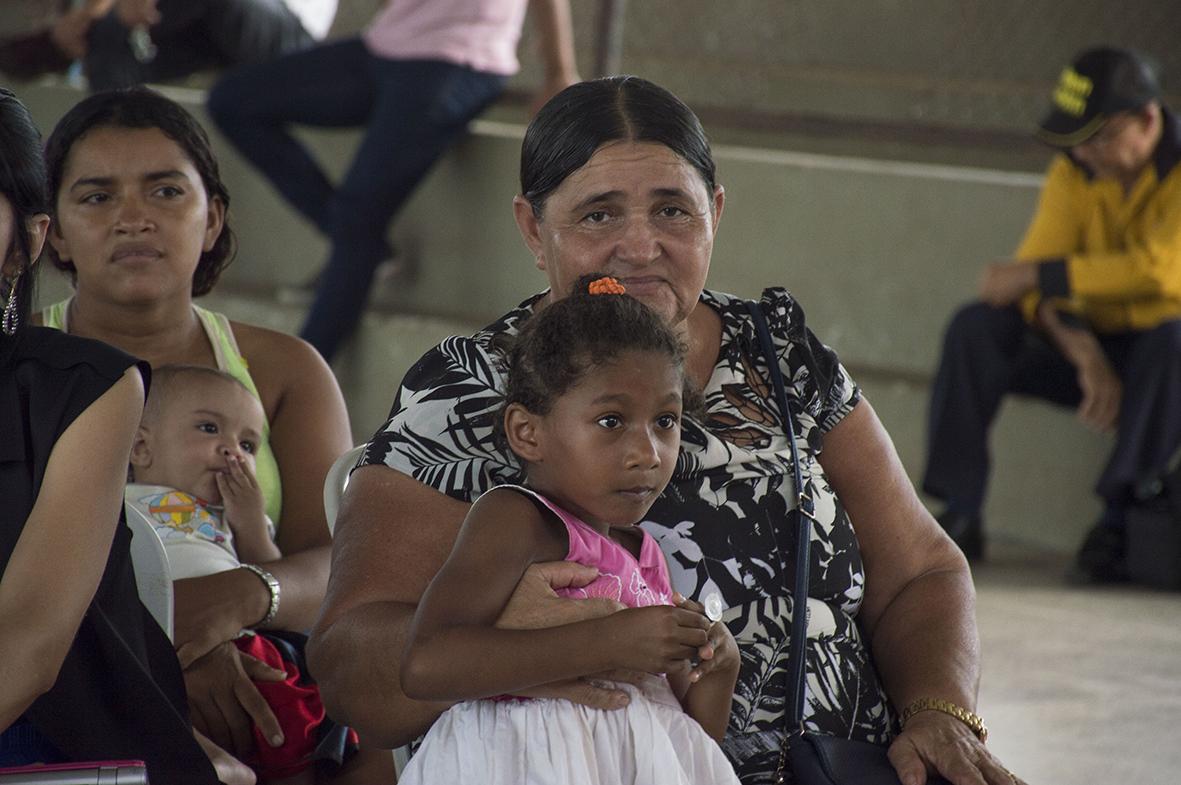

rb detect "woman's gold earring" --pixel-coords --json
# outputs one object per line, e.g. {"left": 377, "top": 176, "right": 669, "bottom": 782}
{"left": 1, "top": 270, "right": 20, "bottom": 336}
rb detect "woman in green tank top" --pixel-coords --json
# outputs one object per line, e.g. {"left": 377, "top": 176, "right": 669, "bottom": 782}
{"left": 38, "top": 88, "right": 391, "bottom": 782}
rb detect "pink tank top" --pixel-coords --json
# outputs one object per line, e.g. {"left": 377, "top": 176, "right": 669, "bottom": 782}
{"left": 504, "top": 485, "right": 674, "bottom": 609}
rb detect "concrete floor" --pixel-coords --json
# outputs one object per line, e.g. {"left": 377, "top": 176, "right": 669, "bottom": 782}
{"left": 973, "top": 541, "right": 1181, "bottom": 785}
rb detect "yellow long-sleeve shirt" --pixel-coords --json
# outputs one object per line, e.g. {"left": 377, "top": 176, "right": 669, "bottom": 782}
{"left": 1018, "top": 108, "right": 1181, "bottom": 332}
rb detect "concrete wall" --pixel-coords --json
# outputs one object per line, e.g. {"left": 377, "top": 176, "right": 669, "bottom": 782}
{"left": 10, "top": 2, "right": 1177, "bottom": 137}
{"left": 517, "top": 1, "right": 1181, "bottom": 135}
{"left": 17, "top": 51, "right": 1112, "bottom": 555}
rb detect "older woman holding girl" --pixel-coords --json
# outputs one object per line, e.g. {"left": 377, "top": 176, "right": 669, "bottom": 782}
{"left": 36, "top": 87, "right": 387, "bottom": 781}
{"left": 310, "top": 76, "right": 1026, "bottom": 785}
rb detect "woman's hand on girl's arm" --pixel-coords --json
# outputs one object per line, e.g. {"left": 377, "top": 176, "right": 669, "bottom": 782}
{"left": 820, "top": 399, "right": 1024, "bottom": 785}
{"left": 495, "top": 559, "right": 624, "bottom": 628}
{"left": 0, "top": 367, "right": 143, "bottom": 730}
{"left": 401, "top": 489, "right": 712, "bottom": 701}
{"left": 307, "top": 468, "right": 643, "bottom": 746}
{"left": 494, "top": 560, "right": 649, "bottom": 708}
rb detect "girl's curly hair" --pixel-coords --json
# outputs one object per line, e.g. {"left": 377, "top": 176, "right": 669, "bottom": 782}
{"left": 495, "top": 273, "right": 703, "bottom": 454}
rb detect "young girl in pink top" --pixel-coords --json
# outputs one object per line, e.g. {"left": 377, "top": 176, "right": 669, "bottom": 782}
{"left": 399, "top": 275, "right": 741, "bottom": 784}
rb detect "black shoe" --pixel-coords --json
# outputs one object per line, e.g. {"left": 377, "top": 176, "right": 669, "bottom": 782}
{"left": 936, "top": 509, "right": 984, "bottom": 561}
{"left": 1073, "top": 523, "right": 1128, "bottom": 583}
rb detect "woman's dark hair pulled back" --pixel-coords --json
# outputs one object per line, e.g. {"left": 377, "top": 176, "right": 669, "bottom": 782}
{"left": 497, "top": 273, "right": 697, "bottom": 453}
{"left": 520, "top": 75, "right": 716, "bottom": 218}
{"left": 43, "top": 86, "right": 235, "bottom": 296}
{"left": 0, "top": 87, "right": 49, "bottom": 332}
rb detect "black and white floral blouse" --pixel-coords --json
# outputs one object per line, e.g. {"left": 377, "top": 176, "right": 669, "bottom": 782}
{"left": 364, "top": 287, "right": 895, "bottom": 782}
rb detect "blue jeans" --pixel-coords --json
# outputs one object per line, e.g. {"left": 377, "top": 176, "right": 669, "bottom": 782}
{"left": 208, "top": 38, "right": 507, "bottom": 360}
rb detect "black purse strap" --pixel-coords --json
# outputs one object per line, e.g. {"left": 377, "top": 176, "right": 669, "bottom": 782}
{"left": 744, "top": 299, "right": 814, "bottom": 734}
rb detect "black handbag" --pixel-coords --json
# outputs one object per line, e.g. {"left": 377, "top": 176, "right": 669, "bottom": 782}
{"left": 743, "top": 301, "right": 950, "bottom": 785}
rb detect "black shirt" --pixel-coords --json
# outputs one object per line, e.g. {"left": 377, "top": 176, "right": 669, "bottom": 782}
{"left": 1, "top": 326, "right": 216, "bottom": 784}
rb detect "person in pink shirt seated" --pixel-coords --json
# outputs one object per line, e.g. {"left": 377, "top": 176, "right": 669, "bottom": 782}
{"left": 397, "top": 274, "right": 741, "bottom": 784}
{"left": 207, "top": 0, "right": 580, "bottom": 362}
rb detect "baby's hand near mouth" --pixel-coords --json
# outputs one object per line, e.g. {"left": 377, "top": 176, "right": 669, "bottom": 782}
{"left": 216, "top": 454, "right": 279, "bottom": 563}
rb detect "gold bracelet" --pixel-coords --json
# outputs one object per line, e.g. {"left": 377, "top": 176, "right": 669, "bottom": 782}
{"left": 900, "top": 698, "right": 988, "bottom": 742}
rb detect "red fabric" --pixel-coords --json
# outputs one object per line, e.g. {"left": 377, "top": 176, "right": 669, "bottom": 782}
{"left": 233, "top": 634, "right": 356, "bottom": 779}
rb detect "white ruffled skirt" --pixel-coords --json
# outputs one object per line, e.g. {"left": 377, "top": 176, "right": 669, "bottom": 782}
{"left": 399, "top": 674, "right": 740, "bottom": 784}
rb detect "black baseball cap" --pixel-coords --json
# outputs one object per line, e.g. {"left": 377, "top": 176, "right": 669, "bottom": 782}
{"left": 1036, "top": 47, "right": 1162, "bottom": 148}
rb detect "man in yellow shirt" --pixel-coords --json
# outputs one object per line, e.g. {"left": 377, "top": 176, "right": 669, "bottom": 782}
{"left": 924, "top": 47, "right": 1181, "bottom": 581}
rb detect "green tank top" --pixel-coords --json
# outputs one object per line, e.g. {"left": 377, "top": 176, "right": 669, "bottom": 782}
{"left": 43, "top": 299, "right": 284, "bottom": 524}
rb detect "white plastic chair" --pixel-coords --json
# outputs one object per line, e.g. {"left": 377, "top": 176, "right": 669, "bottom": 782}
{"left": 323, "top": 444, "right": 365, "bottom": 534}
{"left": 124, "top": 501, "right": 175, "bottom": 641}
{"left": 321, "top": 444, "right": 412, "bottom": 775}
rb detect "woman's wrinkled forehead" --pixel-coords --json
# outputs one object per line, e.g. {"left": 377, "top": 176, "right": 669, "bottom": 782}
{"left": 556, "top": 141, "right": 714, "bottom": 205}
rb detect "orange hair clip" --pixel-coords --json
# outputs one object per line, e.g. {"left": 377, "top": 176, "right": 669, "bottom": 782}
{"left": 588, "top": 276, "right": 626, "bottom": 295}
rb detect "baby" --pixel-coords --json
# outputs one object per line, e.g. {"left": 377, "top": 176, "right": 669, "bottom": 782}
{"left": 127, "top": 365, "right": 277, "bottom": 578}
{"left": 126, "top": 364, "right": 350, "bottom": 784}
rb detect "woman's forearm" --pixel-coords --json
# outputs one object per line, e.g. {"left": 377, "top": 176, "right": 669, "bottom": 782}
{"left": 258, "top": 544, "right": 330, "bottom": 629}
{"left": 819, "top": 400, "right": 982, "bottom": 713}
{"left": 179, "top": 545, "right": 330, "bottom": 632}
{"left": 0, "top": 616, "right": 78, "bottom": 731}
{"left": 307, "top": 467, "right": 478, "bottom": 745}
{"left": 171, "top": 543, "right": 330, "bottom": 651}
{"left": 308, "top": 600, "right": 454, "bottom": 748}
{"left": 867, "top": 566, "right": 981, "bottom": 713}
